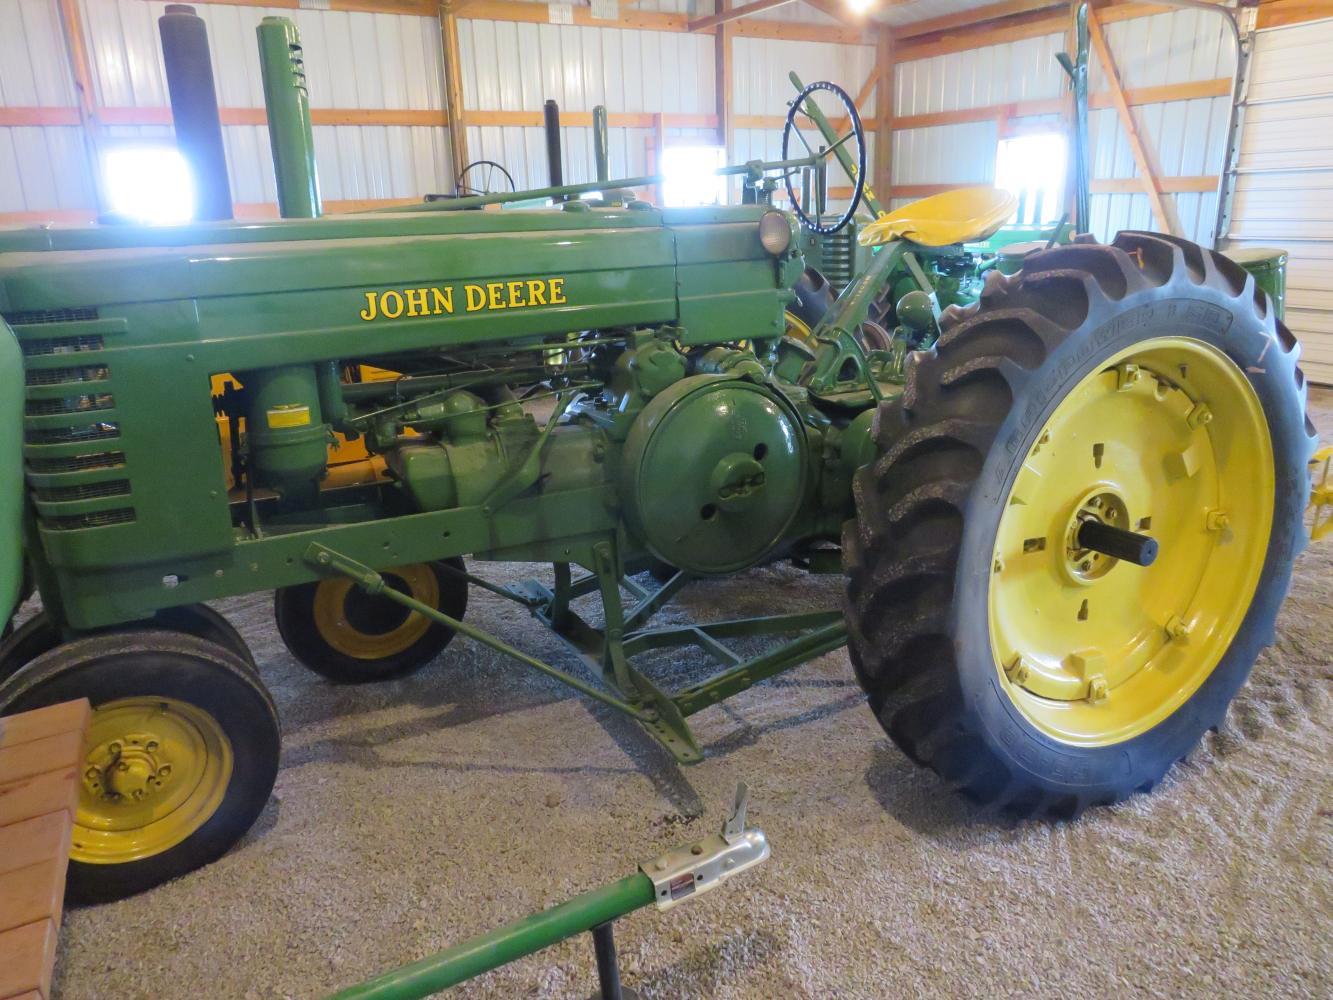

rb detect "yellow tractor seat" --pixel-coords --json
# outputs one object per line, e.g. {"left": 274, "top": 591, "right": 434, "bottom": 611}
{"left": 859, "top": 186, "right": 1019, "bottom": 248}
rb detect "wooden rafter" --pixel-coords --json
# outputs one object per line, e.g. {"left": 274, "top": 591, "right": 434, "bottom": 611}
{"left": 716, "top": 0, "right": 735, "bottom": 162}
{"left": 1086, "top": 7, "right": 1174, "bottom": 234}
{"left": 439, "top": 2, "right": 469, "bottom": 185}
{"left": 875, "top": 26, "right": 894, "bottom": 207}
{"left": 895, "top": 0, "right": 1065, "bottom": 40}
{"left": 688, "top": 0, "right": 797, "bottom": 33}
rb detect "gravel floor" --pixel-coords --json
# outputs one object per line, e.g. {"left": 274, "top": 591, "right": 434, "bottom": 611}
{"left": 50, "top": 389, "right": 1333, "bottom": 999}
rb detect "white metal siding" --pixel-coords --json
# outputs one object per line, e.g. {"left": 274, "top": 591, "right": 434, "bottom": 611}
{"left": 458, "top": 18, "right": 716, "bottom": 191}
{"left": 1226, "top": 18, "right": 1333, "bottom": 384}
{"left": 888, "top": 10, "right": 1235, "bottom": 249}
{"left": 891, "top": 32, "right": 1066, "bottom": 191}
{"left": 732, "top": 35, "right": 876, "bottom": 208}
{"left": 1086, "top": 9, "right": 1234, "bottom": 247}
{"left": 0, "top": 0, "right": 91, "bottom": 213}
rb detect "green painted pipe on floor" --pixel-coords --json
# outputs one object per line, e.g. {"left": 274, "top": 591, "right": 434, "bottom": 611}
{"left": 327, "top": 873, "right": 656, "bottom": 1000}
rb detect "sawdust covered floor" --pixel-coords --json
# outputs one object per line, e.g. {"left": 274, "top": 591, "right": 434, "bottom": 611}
{"left": 52, "top": 390, "right": 1333, "bottom": 999}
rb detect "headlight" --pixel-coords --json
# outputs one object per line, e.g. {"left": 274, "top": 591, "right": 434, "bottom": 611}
{"left": 759, "top": 210, "right": 794, "bottom": 256}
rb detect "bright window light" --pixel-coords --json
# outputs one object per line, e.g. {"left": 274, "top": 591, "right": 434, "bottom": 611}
{"left": 103, "top": 144, "right": 195, "bottom": 224}
{"left": 994, "top": 133, "right": 1067, "bottom": 225}
{"left": 845, "top": 0, "right": 876, "bottom": 13}
{"left": 661, "top": 145, "right": 726, "bottom": 207}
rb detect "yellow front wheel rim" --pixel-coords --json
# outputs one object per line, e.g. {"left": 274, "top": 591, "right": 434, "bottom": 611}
{"left": 311, "top": 563, "right": 439, "bottom": 660}
{"left": 74, "top": 697, "right": 233, "bottom": 864}
{"left": 988, "top": 337, "right": 1274, "bottom": 746}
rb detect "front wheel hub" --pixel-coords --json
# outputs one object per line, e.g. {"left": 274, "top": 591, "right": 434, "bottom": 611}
{"left": 73, "top": 697, "right": 233, "bottom": 864}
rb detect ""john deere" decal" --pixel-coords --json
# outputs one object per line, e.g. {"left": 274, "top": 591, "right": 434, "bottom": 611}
{"left": 359, "top": 278, "right": 568, "bottom": 321}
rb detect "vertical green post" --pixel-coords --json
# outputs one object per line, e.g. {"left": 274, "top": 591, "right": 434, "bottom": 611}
{"left": 0, "top": 320, "right": 24, "bottom": 626}
{"left": 257, "top": 16, "right": 321, "bottom": 218}
{"left": 593, "top": 105, "right": 610, "bottom": 182}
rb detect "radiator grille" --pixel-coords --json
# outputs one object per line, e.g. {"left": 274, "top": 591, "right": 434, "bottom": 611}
{"left": 21, "top": 334, "right": 106, "bottom": 357}
{"left": 25, "top": 422, "right": 120, "bottom": 445}
{"left": 25, "top": 365, "right": 110, "bottom": 386}
{"left": 26, "top": 451, "right": 127, "bottom": 474}
{"left": 3, "top": 307, "right": 99, "bottom": 326}
{"left": 31, "top": 479, "right": 131, "bottom": 502}
{"left": 26, "top": 393, "right": 115, "bottom": 417}
{"left": 45, "top": 508, "right": 136, "bottom": 530}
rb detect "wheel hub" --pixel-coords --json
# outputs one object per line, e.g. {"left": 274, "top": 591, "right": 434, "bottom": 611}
{"left": 1063, "top": 490, "right": 1131, "bottom": 583}
{"left": 73, "top": 697, "right": 232, "bottom": 863}
{"left": 83, "top": 732, "right": 174, "bottom": 803}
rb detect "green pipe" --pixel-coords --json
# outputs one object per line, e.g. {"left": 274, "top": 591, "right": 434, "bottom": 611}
{"left": 257, "top": 17, "right": 321, "bottom": 218}
{"left": 328, "top": 873, "right": 656, "bottom": 1000}
{"left": 788, "top": 71, "right": 883, "bottom": 218}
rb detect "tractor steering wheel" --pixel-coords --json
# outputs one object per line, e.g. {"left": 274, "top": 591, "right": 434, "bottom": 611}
{"left": 781, "top": 80, "right": 866, "bottom": 235}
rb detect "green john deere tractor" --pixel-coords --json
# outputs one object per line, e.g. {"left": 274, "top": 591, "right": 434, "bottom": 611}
{"left": 0, "top": 15, "right": 1317, "bottom": 902}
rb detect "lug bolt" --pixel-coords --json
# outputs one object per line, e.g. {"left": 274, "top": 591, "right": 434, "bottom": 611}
{"left": 1165, "top": 615, "right": 1191, "bottom": 640}
{"left": 146, "top": 740, "right": 158, "bottom": 750}
{"left": 158, "top": 764, "right": 172, "bottom": 777}
{"left": 1206, "top": 510, "right": 1229, "bottom": 532}
{"left": 108, "top": 741, "right": 122, "bottom": 754}
{"left": 1087, "top": 678, "right": 1109, "bottom": 703}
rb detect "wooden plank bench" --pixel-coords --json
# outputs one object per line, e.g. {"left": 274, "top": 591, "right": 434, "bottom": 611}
{"left": 0, "top": 700, "right": 90, "bottom": 1000}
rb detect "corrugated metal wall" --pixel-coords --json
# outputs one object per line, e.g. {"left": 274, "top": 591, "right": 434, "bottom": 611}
{"left": 889, "top": 8, "right": 1236, "bottom": 248}
{"left": 1225, "top": 16, "right": 1333, "bottom": 384}
{"left": 892, "top": 30, "right": 1067, "bottom": 207}
{"left": 0, "top": 0, "right": 89, "bottom": 215}
{"left": 0, "top": 0, "right": 452, "bottom": 217}
{"left": 732, "top": 34, "right": 877, "bottom": 209}
{"left": 1088, "top": 8, "right": 1234, "bottom": 246}
{"left": 457, "top": 17, "right": 716, "bottom": 191}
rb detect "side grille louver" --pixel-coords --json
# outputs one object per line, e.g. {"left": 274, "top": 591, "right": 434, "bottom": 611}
{"left": 13, "top": 310, "right": 138, "bottom": 532}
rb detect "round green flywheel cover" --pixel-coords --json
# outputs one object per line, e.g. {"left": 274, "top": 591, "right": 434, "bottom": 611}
{"left": 621, "top": 375, "right": 808, "bottom": 575}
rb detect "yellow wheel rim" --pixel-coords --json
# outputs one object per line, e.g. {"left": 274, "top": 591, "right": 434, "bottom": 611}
{"left": 785, "top": 311, "right": 818, "bottom": 349}
{"left": 310, "top": 563, "right": 439, "bottom": 660}
{"left": 74, "top": 697, "right": 232, "bottom": 864}
{"left": 988, "top": 337, "right": 1273, "bottom": 746}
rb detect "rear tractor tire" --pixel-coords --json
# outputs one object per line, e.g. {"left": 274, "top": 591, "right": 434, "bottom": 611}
{"left": 844, "top": 232, "right": 1316, "bottom": 817}
{"left": 274, "top": 558, "right": 468, "bottom": 683}
{"left": 0, "top": 630, "right": 280, "bottom": 902}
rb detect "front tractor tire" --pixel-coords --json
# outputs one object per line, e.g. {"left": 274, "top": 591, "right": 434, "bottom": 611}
{"left": 0, "top": 631, "right": 280, "bottom": 902}
{"left": 845, "top": 233, "right": 1315, "bottom": 817}
{"left": 274, "top": 558, "right": 468, "bottom": 683}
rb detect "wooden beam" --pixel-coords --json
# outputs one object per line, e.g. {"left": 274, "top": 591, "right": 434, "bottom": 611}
{"left": 1256, "top": 0, "right": 1333, "bottom": 29}
{"left": 439, "top": 2, "right": 469, "bottom": 186}
{"left": 454, "top": 0, "right": 869, "bottom": 43}
{"left": 800, "top": 0, "right": 866, "bottom": 27}
{"left": 875, "top": 26, "right": 894, "bottom": 208}
{"left": 55, "top": 0, "right": 104, "bottom": 212}
{"left": 895, "top": 0, "right": 1064, "bottom": 39}
{"left": 176, "top": 0, "right": 437, "bottom": 15}
{"left": 716, "top": 0, "right": 735, "bottom": 175}
{"left": 0, "top": 197, "right": 429, "bottom": 227}
{"left": 688, "top": 0, "right": 796, "bottom": 32}
{"left": 463, "top": 110, "right": 717, "bottom": 128}
{"left": 887, "top": 78, "right": 1230, "bottom": 131}
{"left": 888, "top": 175, "right": 1219, "bottom": 201}
{"left": 1087, "top": 7, "right": 1173, "bottom": 233}
{"left": 1092, "top": 175, "right": 1217, "bottom": 194}
{"left": 896, "top": 13, "right": 1068, "bottom": 61}
{"left": 0, "top": 108, "right": 82, "bottom": 127}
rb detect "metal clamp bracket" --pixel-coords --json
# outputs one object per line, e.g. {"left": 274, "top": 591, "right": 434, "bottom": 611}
{"left": 639, "top": 783, "right": 769, "bottom": 911}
